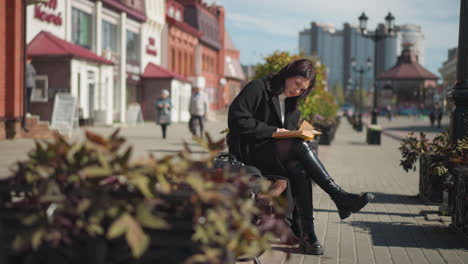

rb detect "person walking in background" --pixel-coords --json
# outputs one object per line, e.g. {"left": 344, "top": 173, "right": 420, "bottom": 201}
{"left": 189, "top": 87, "right": 208, "bottom": 137}
{"left": 429, "top": 109, "right": 436, "bottom": 127}
{"left": 155, "top": 89, "right": 172, "bottom": 139}
{"left": 22, "top": 55, "right": 36, "bottom": 132}
{"left": 434, "top": 103, "right": 443, "bottom": 128}
{"left": 386, "top": 105, "right": 392, "bottom": 121}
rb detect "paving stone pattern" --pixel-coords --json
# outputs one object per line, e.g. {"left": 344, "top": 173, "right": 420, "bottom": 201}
{"left": 0, "top": 116, "right": 466, "bottom": 264}
{"left": 249, "top": 117, "right": 468, "bottom": 264}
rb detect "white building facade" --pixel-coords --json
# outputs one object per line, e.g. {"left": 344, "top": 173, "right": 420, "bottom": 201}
{"left": 26, "top": 0, "right": 152, "bottom": 125}
{"left": 27, "top": 0, "right": 116, "bottom": 125}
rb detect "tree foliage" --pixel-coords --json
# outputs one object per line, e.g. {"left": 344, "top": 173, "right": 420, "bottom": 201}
{"left": 253, "top": 51, "right": 338, "bottom": 126}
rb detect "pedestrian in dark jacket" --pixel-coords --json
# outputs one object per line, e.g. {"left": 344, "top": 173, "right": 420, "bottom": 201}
{"left": 155, "top": 89, "right": 172, "bottom": 139}
{"left": 227, "top": 59, "right": 373, "bottom": 255}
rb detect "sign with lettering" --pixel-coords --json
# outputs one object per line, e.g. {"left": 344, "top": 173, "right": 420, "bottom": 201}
{"left": 126, "top": 103, "right": 143, "bottom": 126}
{"left": 146, "top": 37, "right": 158, "bottom": 56}
{"left": 51, "top": 93, "right": 77, "bottom": 136}
{"left": 34, "top": 0, "right": 62, "bottom": 26}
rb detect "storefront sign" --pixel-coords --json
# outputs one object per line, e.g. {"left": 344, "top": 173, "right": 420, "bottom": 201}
{"left": 34, "top": 0, "right": 62, "bottom": 26}
{"left": 51, "top": 93, "right": 77, "bottom": 137}
{"left": 146, "top": 37, "right": 157, "bottom": 56}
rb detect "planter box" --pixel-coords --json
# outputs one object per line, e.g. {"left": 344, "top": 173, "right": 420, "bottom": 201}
{"left": 451, "top": 166, "right": 468, "bottom": 236}
{"left": 0, "top": 191, "right": 235, "bottom": 264}
{"left": 419, "top": 153, "right": 443, "bottom": 203}
{"left": 318, "top": 126, "right": 333, "bottom": 145}
{"left": 366, "top": 128, "right": 381, "bottom": 145}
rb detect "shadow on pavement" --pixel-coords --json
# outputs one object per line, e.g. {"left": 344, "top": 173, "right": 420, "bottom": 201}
{"left": 313, "top": 208, "right": 420, "bottom": 218}
{"left": 348, "top": 221, "right": 468, "bottom": 250}
{"left": 347, "top": 141, "right": 369, "bottom": 146}
{"left": 369, "top": 192, "right": 423, "bottom": 205}
{"left": 385, "top": 125, "right": 447, "bottom": 133}
{"left": 270, "top": 246, "right": 302, "bottom": 254}
{"left": 148, "top": 149, "right": 208, "bottom": 154}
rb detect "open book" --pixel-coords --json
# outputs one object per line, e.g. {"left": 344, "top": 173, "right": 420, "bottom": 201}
{"left": 272, "top": 120, "right": 322, "bottom": 141}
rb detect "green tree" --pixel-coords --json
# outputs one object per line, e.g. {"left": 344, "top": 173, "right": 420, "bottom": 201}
{"left": 353, "top": 88, "right": 369, "bottom": 111}
{"left": 254, "top": 51, "right": 302, "bottom": 80}
{"left": 331, "top": 83, "right": 345, "bottom": 106}
{"left": 253, "top": 51, "right": 338, "bottom": 125}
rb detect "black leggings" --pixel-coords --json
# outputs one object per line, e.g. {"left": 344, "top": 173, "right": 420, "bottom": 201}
{"left": 251, "top": 139, "right": 315, "bottom": 219}
{"left": 189, "top": 115, "right": 204, "bottom": 136}
{"left": 160, "top": 124, "right": 168, "bottom": 139}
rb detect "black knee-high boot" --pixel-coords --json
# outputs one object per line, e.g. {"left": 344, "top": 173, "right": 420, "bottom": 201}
{"left": 289, "top": 140, "right": 374, "bottom": 220}
{"left": 286, "top": 162, "right": 323, "bottom": 255}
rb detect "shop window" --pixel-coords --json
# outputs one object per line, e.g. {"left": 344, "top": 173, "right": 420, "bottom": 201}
{"left": 102, "top": 20, "right": 118, "bottom": 55}
{"left": 31, "top": 75, "right": 48, "bottom": 102}
{"left": 72, "top": 8, "right": 93, "bottom": 50}
{"left": 126, "top": 31, "right": 140, "bottom": 64}
{"left": 168, "top": 6, "right": 174, "bottom": 18}
{"left": 175, "top": 10, "right": 181, "bottom": 22}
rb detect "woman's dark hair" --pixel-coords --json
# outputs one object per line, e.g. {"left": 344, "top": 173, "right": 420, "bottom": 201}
{"left": 269, "top": 58, "right": 316, "bottom": 102}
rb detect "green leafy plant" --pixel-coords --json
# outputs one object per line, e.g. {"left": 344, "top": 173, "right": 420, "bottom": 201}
{"left": 399, "top": 132, "right": 468, "bottom": 176}
{"left": 252, "top": 51, "right": 338, "bottom": 128}
{"left": 2, "top": 130, "right": 288, "bottom": 263}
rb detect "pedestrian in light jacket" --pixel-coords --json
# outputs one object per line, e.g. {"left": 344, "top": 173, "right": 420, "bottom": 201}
{"left": 155, "top": 89, "right": 172, "bottom": 139}
{"left": 188, "top": 87, "right": 208, "bottom": 137}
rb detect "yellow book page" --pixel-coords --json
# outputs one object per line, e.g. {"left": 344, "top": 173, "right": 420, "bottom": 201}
{"left": 272, "top": 121, "right": 321, "bottom": 141}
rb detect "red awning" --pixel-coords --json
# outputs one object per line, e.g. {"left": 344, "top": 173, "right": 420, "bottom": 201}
{"left": 27, "top": 31, "right": 113, "bottom": 65}
{"left": 142, "top": 63, "right": 189, "bottom": 82}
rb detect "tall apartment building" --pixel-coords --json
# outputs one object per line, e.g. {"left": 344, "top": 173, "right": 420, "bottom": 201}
{"left": 299, "top": 22, "right": 422, "bottom": 96}
{"left": 395, "top": 24, "right": 425, "bottom": 65}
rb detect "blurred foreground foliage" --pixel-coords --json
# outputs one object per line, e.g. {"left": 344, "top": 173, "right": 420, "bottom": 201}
{"left": 2, "top": 130, "right": 288, "bottom": 263}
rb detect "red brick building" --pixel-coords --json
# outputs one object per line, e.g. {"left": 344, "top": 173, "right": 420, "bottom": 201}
{"left": 175, "top": 0, "right": 225, "bottom": 111}
{"left": 166, "top": 0, "right": 200, "bottom": 79}
{"left": 0, "top": 0, "right": 26, "bottom": 139}
{"left": 223, "top": 31, "right": 245, "bottom": 108}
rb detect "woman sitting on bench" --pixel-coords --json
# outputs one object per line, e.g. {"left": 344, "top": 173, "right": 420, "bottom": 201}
{"left": 227, "top": 59, "right": 374, "bottom": 255}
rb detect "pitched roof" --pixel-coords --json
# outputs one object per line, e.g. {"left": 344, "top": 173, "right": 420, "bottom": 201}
{"left": 224, "top": 31, "right": 237, "bottom": 50}
{"left": 225, "top": 55, "right": 245, "bottom": 81}
{"left": 141, "top": 63, "right": 189, "bottom": 82}
{"left": 377, "top": 49, "right": 438, "bottom": 80}
{"left": 27, "top": 31, "right": 113, "bottom": 65}
{"left": 223, "top": 31, "right": 245, "bottom": 81}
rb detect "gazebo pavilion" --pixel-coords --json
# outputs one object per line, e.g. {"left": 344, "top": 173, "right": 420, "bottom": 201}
{"left": 377, "top": 46, "right": 438, "bottom": 114}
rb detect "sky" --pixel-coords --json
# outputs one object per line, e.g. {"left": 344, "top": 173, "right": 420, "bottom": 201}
{"left": 215, "top": 0, "right": 460, "bottom": 78}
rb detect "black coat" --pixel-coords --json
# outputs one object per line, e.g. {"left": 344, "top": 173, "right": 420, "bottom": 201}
{"left": 227, "top": 78, "right": 301, "bottom": 165}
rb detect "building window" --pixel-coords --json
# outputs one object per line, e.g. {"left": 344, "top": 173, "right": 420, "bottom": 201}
{"left": 72, "top": 8, "right": 92, "bottom": 50}
{"left": 175, "top": 10, "right": 181, "bottom": 21}
{"left": 102, "top": 20, "right": 118, "bottom": 54}
{"left": 126, "top": 31, "right": 140, "bottom": 64}
{"left": 31, "top": 75, "right": 48, "bottom": 102}
{"left": 168, "top": 6, "right": 174, "bottom": 18}
{"left": 171, "top": 47, "right": 176, "bottom": 72}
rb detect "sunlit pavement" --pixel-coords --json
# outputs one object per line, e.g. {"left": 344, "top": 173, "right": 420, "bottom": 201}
{"left": 0, "top": 116, "right": 467, "bottom": 264}
{"left": 255, "top": 116, "right": 468, "bottom": 264}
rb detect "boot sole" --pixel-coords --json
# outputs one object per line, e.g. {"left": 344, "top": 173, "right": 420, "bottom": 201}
{"left": 338, "top": 193, "right": 375, "bottom": 220}
{"left": 350, "top": 193, "right": 375, "bottom": 213}
{"left": 299, "top": 243, "right": 324, "bottom": 255}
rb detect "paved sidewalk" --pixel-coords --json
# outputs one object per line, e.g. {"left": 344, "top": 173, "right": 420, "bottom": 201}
{"left": 366, "top": 115, "right": 450, "bottom": 141}
{"left": 0, "top": 118, "right": 229, "bottom": 179}
{"left": 1, "top": 116, "right": 467, "bottom": 264}
{"left": 255, "top": 117, "right": 468, "bottom": 264}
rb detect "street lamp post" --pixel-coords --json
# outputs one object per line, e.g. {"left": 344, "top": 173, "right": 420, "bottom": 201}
{"left": 358, "top": 11, "right": 395, "bottom": 125}
{"left": 351, "top": 57, "right": 372, "bottom": 132}
{"left": 449, "top": 0, "right": 468, "bottom": 143}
